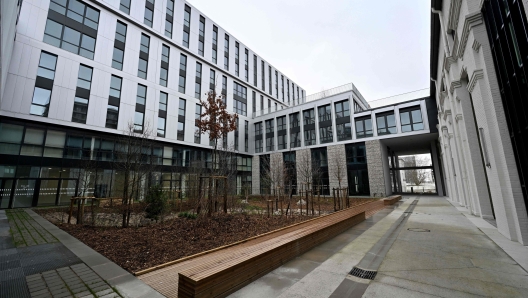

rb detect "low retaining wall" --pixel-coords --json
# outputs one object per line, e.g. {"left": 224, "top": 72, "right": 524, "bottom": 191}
{"left": 383, "top": 195, "right": 402, "bottom": 205}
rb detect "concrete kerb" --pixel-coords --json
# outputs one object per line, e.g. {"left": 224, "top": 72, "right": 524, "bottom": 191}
{"left": 24, "top": 209, "right": 164, "bottom": 298}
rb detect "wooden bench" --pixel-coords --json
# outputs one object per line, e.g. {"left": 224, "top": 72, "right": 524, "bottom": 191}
{"left": 382, "top": 195, "right": 402, "bottom": 205}
{"left": 177, "top": 208, "right": 367, "bottom": 297}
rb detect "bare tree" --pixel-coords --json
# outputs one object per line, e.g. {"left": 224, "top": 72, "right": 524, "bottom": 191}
{"left": 113, "top": 121, "right": 158, "bottom": 228}
{"left": 262, "top": 154, "right": 288, "bottom": 213}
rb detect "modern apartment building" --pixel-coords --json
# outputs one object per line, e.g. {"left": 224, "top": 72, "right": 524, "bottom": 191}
{"left": 430, "top": 0, "right": 528, "bottom": 245}
{"left": 0, "top": 1, "right": 444, "bottom": 216}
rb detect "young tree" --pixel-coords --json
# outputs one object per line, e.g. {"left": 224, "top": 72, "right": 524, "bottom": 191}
{"left": 195, "top": 89, "right": 238, "bottom": 216}
{"left": 262, "top": 154, "right": 288, "bottom": 212}
{"left": 113, "top": 121, "right": 158, "bottom": 227}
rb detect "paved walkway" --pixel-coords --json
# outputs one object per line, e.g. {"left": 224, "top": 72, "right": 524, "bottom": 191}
{"left": 231, "top": 196, "right": 528, "bottom": 297}
{"left": 0, "top": 209, "right": 163, "bottom": 298}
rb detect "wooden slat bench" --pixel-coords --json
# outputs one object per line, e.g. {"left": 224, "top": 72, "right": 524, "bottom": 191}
{"left": 382, "top": 195, "right": 402, "bottom": 205}
{"left": 138, "top": 196, "right": 403, "bottom": 297}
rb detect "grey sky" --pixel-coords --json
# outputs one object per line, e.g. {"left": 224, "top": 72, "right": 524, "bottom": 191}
{"left": 188, "top": 0, "right": 430, "bottom": 102}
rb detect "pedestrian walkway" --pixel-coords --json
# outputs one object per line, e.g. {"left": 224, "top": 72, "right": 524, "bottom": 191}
{"left": 231, "top": 196, "right": 528, "bottom": 298}
{"left": 0, "top": 209, "right": 163, "bottom": 298}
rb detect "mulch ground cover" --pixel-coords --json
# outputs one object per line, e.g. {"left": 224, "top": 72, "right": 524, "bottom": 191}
{"left": 52, "top": 213, "right": 313, "bottom": 273}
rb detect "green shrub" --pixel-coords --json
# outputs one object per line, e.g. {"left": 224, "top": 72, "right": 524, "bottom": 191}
{"left": 145, "top": 185, "right": 168, "bottom": 221}
{"left": 178, "top": 211, "right": 197, "bottom": 219}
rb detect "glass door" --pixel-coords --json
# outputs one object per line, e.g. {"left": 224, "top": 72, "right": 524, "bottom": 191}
{"left": 59, "top": 179, "right": 78, "bottom": 205}
{"left": 0, "top": 179, "right": 14, "bottom": 209}
{"left": 12, "top": 179, "right": 36, "bottom": 208}
{"left": 37, "top": 179, "right": 59, "bottom": 206}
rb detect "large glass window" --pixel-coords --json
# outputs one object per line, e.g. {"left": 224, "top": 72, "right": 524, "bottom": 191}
{"left": 224, "top": 34, "right": 230, "bottom": 70}
{"left": 233, "top": 82, "right": 247, "bottom": 116}
{"left": 355, "top": 116, "right": 373, "bottom": 138}
{"left": 198, "top": 16, "right": 205, "bottom": 56}
{"left": 165, "top": 0, "right": 174, "bottom": 37}
{"left": 254, "top": 122, "right": 263, "bottom": 153}
{"left": 400, "top": 107, "right": 423, "bottom": 132}
{"left": 303, "top": 109, "right": 315, "bottom": 125}
{"left": 336, "top": 123, "right": 352, "bottom": 141}
{"left": 0, "top": 123, "right": 24, "bottom": 155}
{"left": 106, "top": 75, "right": 122, "bottom": 129}
{"left": 157, "top": 117, "right": 166, "bottom": 138}
{"left": 212, "top": 26, "right": 218, "bottom": 63}
{"left": 318, "top": 105, "right": 332, "bottom": 122}
{"left": 290, "top": 131, "right": 300, "bottom": 148}
{"left": 277, "top": 116, "right": 286, "bottom": 131}
{"left": 304, "top": 129, "right": 316, "bottom": 146}
{"left": 335, "top": 100, "right": 350, "bottom": 118}
{"left": 195, "top": 62, "right": 202, "bottom": 99}
{"left": 183, "top": 5, "right": 191, "bottom": 48}
{"left": 159, "top": 92, "right": 167, "bottom": 111}
{"left": 278, "top": 135, "right": 287, "bottom": 150}
{"left": 45, "top": 0, "right": 99, "bottom": 59}
{"left": 319, "top": 126, "right": 333, "bottom": 143}
{"left": 160, "top": 45, "right": 169, "bottom": 86}
{"left": 377, "top": 112, "right": 396, "bottom": 135}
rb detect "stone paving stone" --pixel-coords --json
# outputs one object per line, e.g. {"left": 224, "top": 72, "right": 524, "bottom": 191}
{"left": 31, "top": 293, "right": 52, "bottom": 298}
{"left": 30, "top": 289, "right": 50, "bottom": 296}
{"left": 90, "top": 285, "right": 111, "bottom": 293}
{"left": 94, "top": 289, "right": 114, "bottom": 296}
{"left": 99, "top": 293, "right": 120, "bottom": 298}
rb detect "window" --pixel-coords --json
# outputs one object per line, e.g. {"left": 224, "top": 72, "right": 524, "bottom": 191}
{"left": 281, "top": 75, "right": 285, "bottom": 101}
{"left": 286, "top": 79, "right": 290, "bottom": 102}
{"left": 195, "top": 104, "right": 202, "bottom": 143}
{"left": 30, "top": 52, "right": 57, "bottom": 117}
{"left": 160, "top": 44, "right": 169, "bottom": 86}
{"left": 158, "top": 91, "right": 168, "bottom": 136}
{"left": 261, "top": 61, "right": 265, "bottom": 91}
{"left": 275, "top": 103, "right": 277, "bottom": 111}
{"left": 318, "top": 104, "right": 331, "bottom": 122}
{"left": 269, "top": 66, "right": 272, "bottom": 95}
{"left": 224, "top": 34, "right": 229, "bottom": 70}
{"left": 265, "top": 119, "right": 274, "bottom": 151}
{"left": 278, "top": 135, "right": 286, "bottom": 150}
{"left": 182, "top": 5, "right": 191, "bottom": 48}
{"left": 255, "top": 122, "right": 263, "bottom": 153}
{"left": 336, "top": 123, "right": 352, "bottom": 141}
{"left": 253, "top": 55, "right": 257, "bottom": 86}
{"left": 179, "top": 54, "right": 187, "bottom": 93}
{"left": 212, "top": 26, "right": 218, "bottom": 63}
{"left": 134, "top": 84, "right": 147, "bottom": 132}
{"left": 72, "top": 64, "right": 93, "bottom": 123}
{"left": 43, "top": 21, "right": 96, "bottom": 60}
{"left": 292, "top": 83, "right": 295, "bottom": 102}
{"left": 165, "top": 0, "right": 174, "bottom": 37}
{"left": 319, "top": 126, "right": 333, "bottom": 144}
{"left": 234, "top": 118, "right": 239, "bottom": 150}
{"left": 144, "top": 0, "right": 154, "bottom": 27}
{"left": 159, "top": 92, "right": 167, "bottom": 110}
{"left": 157, "top": 117, "right": 166, "bottom": 137}
{"left": 252, "top": 91, "right": 256, "bottom": 114}
{"left": 244, "top": 49, "right": 249, "bottom": 81}
{"left": 210, "top": 69, "right": 215, "bottom": 91}
{"left": 277, "top": 116, "right": 286, "bottom": 131}
{"left": 177, "top": 121, "right": 185, "bottom": 141}
{"left": 112, "top": 21, "right": 126, "bottom": 70}
{"left": 198, "top": 16, "right": 205, "bottom": 56}
{"left": 244, "top": 120, "right": 249, "bottom": 152}
{"left": 376, "top": 112, "right": 396, "bottom": 135}
{"left": 355, "top": 116, "right": 373, "bottom": 138}
{"left": 290, "top": 131, "right": 300, "bottom": 148}
{"left": 105, "top": 75, "right": 122, "bottom": 129}
{"left": 235, "top": 42, "right": 240, "bottom": 76}
{"left": 195, "top": 62, "right": 202, "bottom": 99}
{"left": 335, "top": 100, "right": 350, "bottom": 118}
{"left": 178, "top": 99, "right": 186, "bottom": 141}
{"left": 400, "top": 107, "right": 423, "bottom": 132}
{"left": 303, "top": 109, "right": 315, "bottom": 125}
{"left": 222, "top": 76, "right": 227, "bottom": 97}
{"left": 179, "top": 98, "right": 186, "bottom": 117}
{"left": 353, "top": 100, "right": 363, "bottom": 113}
{"left": 120, "top": 0, "right": 130, "bottom": 14}
{"left": 304, "top": 129, "right": 316, "bottom": 146}
{"left": 138, "top": 34, "right": 150, "bottom": 79}
{"left": 275, "top": 71, "right": 278, "bottom": 99}
{"left": 290, "top": 113, "right": 299, "bottom": 128}
{"left": 233, "top": 82, "right": 247, "bottom": 116}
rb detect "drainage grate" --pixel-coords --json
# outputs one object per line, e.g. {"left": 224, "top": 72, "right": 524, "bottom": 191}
{"left": 349, "top": 267, "right": 377, "bottom": 280}
{"left": 407, "top": 228, "right": 430, "bottom": 232}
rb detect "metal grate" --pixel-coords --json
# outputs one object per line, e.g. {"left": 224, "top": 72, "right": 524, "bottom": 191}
{"left": 349, "top": 266, "right": 377, "bottom": 280}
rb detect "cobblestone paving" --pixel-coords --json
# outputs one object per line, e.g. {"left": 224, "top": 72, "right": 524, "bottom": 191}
{"left": 6, "top": 210, "right": 57, "bottom": 247}
{"left": 26, "top": 263, "right": 122, "bottom": 298}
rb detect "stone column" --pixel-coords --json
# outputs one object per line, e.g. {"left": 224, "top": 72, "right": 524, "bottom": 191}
{"left": 366, "top": 140, "right": 387, "bottom": 197}
{"left": 251, "top": 155, "right": 260, "bottom": 194}
{"left": 327, "top": 144, "right": 348, "bottom": 190}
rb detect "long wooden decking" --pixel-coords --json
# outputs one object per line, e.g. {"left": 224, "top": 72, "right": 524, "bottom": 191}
{"left": 138, "top": 196, "right": 401, "bottom": 297}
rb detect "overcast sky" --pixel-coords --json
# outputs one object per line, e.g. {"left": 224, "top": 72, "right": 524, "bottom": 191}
{"left": 188, "top": 0, "right": 430, "bottom": 102}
